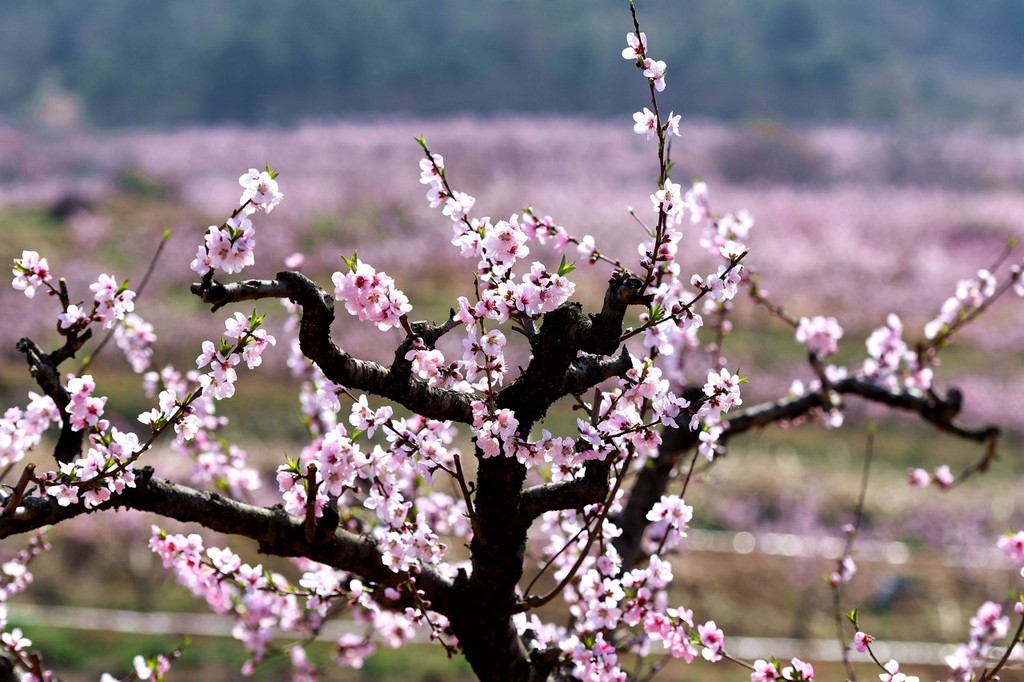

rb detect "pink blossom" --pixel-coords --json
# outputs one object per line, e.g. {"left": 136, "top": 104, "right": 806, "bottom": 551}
{"left": 633, "top": 108, "right": 658, "bottom": 140}
{"left": 853, "top": 630, "right": 874, "bottom": 652}
{"left": 350, "top": 395, "right": 393, "bottom": 437}
{"left": 66, "top": 375, "right": 106, "bottom": 431}
{"left": 238, "top": 167, "right": 282, "bottom": 213}
{"left": 751, "top": 659, "right": 780, "bottom": 682}
{"left": 697, "top": 620, "right": 724, "bottom": 661}
{"left": 115, "top": 313, "right": 156, "bottom": 372}
{"left": 419, "top": 153, "right": 444, "bottom": 186}
{"left": 782, "top": 658, "right": 814, "bottom": 680}
{"left": 706, "top": 264, "right": 743, "bottom": 303}
{"left": 11, "top": 250, "right": 51, "bottom": 298}
{"left": 333, "top": 261, "right": 412, "bottom": 331}
{"left": 795, "top": 316, "right": 844, "bottom": 357}
{"left": 481, "top": 219, "right": 529, "bottom": 265}
{"left": 90, "top": 273, "right": 136, "bottom": 329}
{"left": 907, "top": 468, "right": 930, "bottom": 487}
{"left": 692, "top": 368, "right": 743, "bottom": 428}
{"left": 651, "top": 178, "right": 683, "bottom": 217}
{"left": 830, "top": 555, "right": 856, "bottom": 585}
{"left": 997, "top": 530, "right": 1024, "bottom": 565}
{"left": 441, "top": 190, "right": 476, "bottom": 221}
{"left": 879, "top": 659, "right": 918, "bottom": 682}
{"left": 642, "top": 58, "right": 667, "bottom": 91}
{"left": 622, "top": 32, "right": 647, "bottom": 61}
{"left": 57, "top": 304, "right": 91, "bottom": 331}
{"left": 933, "top": 464, "right": 954, "bottom": 489}
{"left": 1, "top": 627, "right": 31, "bottom": 652}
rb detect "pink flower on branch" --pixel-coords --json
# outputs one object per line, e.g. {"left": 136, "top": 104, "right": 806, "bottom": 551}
{"left": 90, "top": 273, "right": 136, "bottom": 329}
{"left": 642, "top": 58, "right": 667, "bottom": 92}
{"left": 11, "top": 250, "right": 52, "bottom": 299}
{"left": 697, "top": 620, "right": 724, "bottom": 662}
{"left": 238, "top": 167, "right": 282, "bottom": 213}
{"left": 622, "top": 32, "right": 647, "bottom": 61}
{"left": 333, "top": 258, "right": 412, "bottom": 332}
{"left": 633, "top": 108, "right": 658, "bottom": 140}
{"left": 795, "top": 316, "right": 844, "bottom": 357}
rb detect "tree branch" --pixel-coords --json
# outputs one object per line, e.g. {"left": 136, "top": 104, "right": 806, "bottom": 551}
{"left": 0, "top": 467, "right": 455, "bottom": 614}
{"left": 191, "top": 271, "right": 474, "bottom": 424}
{"left": 16, "top": 337, "right": 85, "bottom": 464}
{"left": 612, "top": 378, "right": 1001, "bottom": 572}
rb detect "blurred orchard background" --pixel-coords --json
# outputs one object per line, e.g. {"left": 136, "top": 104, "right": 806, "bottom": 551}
{"left": 1, "top": 1, "right": 1024, "bottom": 679}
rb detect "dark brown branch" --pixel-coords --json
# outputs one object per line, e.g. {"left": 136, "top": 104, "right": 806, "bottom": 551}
{"left": 390, "top": 315, "right": 461, "bottom": 386}
{"left": 611, "top": 377, "right": 1000, "bottom": 572}
{"left": 442, "top": 273, "right": 648, "bottom": 681}
{"left": 561, "top": 347, "right": 634, "bottom": 397}
{"left": 582, "top": 271, "right": 649, "bottom": 355}
{"left": 519, "top": 461, "right": 612, "bottom": 522}
{"left": 191, "top": 272, "right": 474, "bottom": 424}
{"left": 16, "top": 337, "right": 86, "bottom": 464}
{"left": 1, "top": 465, "right": 35, "bottom": 518}
{"left": 0, "top": 467, "right": 454, "bottom": 614}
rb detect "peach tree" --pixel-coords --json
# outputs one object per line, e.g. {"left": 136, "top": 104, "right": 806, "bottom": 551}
{"left": 2, "top": 4, "right": 1023, "bottom": 681}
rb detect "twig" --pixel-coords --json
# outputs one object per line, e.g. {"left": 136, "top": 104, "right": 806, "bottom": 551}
{"left": 2, "top": 464, "right": 35, "bottom": 518}
{"left": 453, "top": 454, "right": 486, "bottom": 547}
{"left": 304, "top": 463, "right": 318, "bottom": 544}
{"left": 80, "top": 228, "right": 171, "bottom": 374}
{"left": 830, "top": 430, "right": 875, "bottom": 681}
{"left": 978, "top": 612, "right": 1024, "bottom": 681}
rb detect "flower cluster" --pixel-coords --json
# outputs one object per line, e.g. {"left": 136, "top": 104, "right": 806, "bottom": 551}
{"left": 150, "top": 528, "right": 310, "bottom": 666}
{"left": 90, "top": 273, "right": 137, "bottom": 329}
{"left": 0, "top": 392, "right": 59, "bottom": 468}
{"left": 536, "top": 543, "right": 720, "bottom": 679}
{"left": 238, "top": 167, "right": 283, "bottom": 212}
{"left": 333, "top": 257, "right": 412, "bottom": 331}
{"left": 195, "top": 311, "right": 276, "bottom": 400}
{"left": 924, "top": 268, "right": 996, "bottom": 340}
{"left": 190, "top": 167, "right": 281, "bottom": 276}
{"left": 645, "top": 494, "right": 693, "bottom": 551}
{"left": 0, "top": 534, "right": 53, "bottom": 680}
{"left": 141, "top": 365, "right": 260, "bottom": 498}
{"left": 65, "top": 374, "right": 107, "bottom": 431}
{"left": 41, "top": 427, "right": 140, "bottom": 508}
{"left": 944, "top": 602, "right": 1012, "bottom": 681}
{"left": 11, "top": 250, "right": 52, "bottom": 299}
{"left": 471, "top": 400, "right": 518, "bottom": 459}
{"left": 115, "top": 312, "right": 157, "bottom": 372}
{"left": 861, "top": 314, "right": 933, "bottom": 392}
{"left": 906, "top": 464, "right": 953, "bottom": 490}
{"left": 795, "top": 316, "right": 844, "bottom": 358}
{"left": 690, "top": 368, "right": 743, "bottom": 459}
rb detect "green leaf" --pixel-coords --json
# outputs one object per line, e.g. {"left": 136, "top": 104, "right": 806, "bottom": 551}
{"left": 556, "top": 254, "right": 576, "bottom": 276}
{"left": 264, "top": 162, "right": 280, "bottom": 180}
{"left": 341, "top": 251, "right": 359, "bottom": 271}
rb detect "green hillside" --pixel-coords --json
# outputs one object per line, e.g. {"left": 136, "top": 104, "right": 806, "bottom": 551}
{"left": 2, "top": 0, "right": 1023, "bottom": 129}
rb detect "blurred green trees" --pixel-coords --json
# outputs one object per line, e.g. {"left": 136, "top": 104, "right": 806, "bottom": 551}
{"left": 2, "top": 0, "right": 1022, "bottom": 129}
